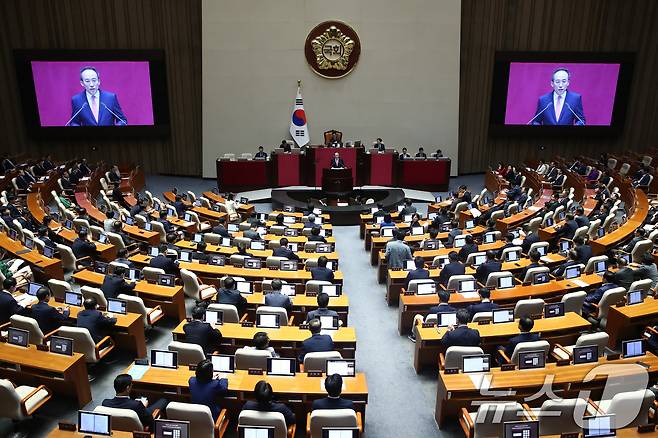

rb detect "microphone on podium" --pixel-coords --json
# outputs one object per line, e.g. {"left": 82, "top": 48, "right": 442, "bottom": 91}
{"left": 65, "top": 102, "right": 88, "bottom": 126}
{"left": 101, "top": 102, "right": 127, "bottom": 125}
{"left": 526, "top": 102, "right": 553, "bottom": 125}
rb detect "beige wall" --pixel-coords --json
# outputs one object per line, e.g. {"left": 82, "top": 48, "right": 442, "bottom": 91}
{"left": 202, "top": 0, "right": 461, "bottom": 178}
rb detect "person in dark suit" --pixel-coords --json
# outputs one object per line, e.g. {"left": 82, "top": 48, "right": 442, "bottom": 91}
{"left": 157, "top": 210, "right": 174, "bottom": 233}
{"left": 1, "top": 154, "right": 15, "bottom": 172}
{"left": 114, "top": 248, "right": 135, "bottom": 270}
{"left": 242, "top": 381, "right": 295, "bottom": 427}
{"left": 475, "top": 251, "right": 502, "bottom": 284}
{"left": 458, "top": 234, "right": 478, "bottom": 263}
{"left": 101, "top": 266, "right": 136, "bottom": 300}
{"left": 308, "top": 226, "right": 327, "bottom": 243}
{"left": 243, "top": 222, "right": 262, "bottom": 241}
{"left": 573, "top": 236, "right": 593, "bottom": 265}
{"left": 399, "top": 199, "right": 417, "bottom": 216}
{"left": 77, "top": 297, "right": 117, "bottom": 343}
{"left": 441, "top": 309, "right": 481, "bottom": 348}
{"left": 69, "top": 67, "right": 127, "bottom": 126}
{"left": 498, "top": 317, "right": 541, "bottom": 362}
{"left": 437, "top": 251, "right": 465, "bottom": 287}
{"left": 612, "top": 257, "right": 635, "bottom": 290}
{"left": 552, "top": 250, "right": 580, "bottom": 278}
{"left": 551, "top": 172, "right": 567, "bottom": 190}
{"left": 330, "top": 152, "right": 346, "bottom": 169}
{"left": 467, "top": 288, "right": 500, "bottom": 318}
{"left": 531, "top": 69, "right": 585, "bottom": 125}
{"left": 415, "top": 147, "right": 427, "bottom": 158}
{"left": 264, "top": 280, "right": 292, "bottom": 315}
{"left": 31, "top": 286, "right": 70, "bottom": 334}
{"left": 405, "top": 257, "right": 430, "bottom": 289}
{"left": 427, "top": 290, "right": 456, "bottom": 317}
{"left": 71, "top": 229, "right": 97, "bottom": 260}
{"left": 36, "top": 226, "right": 57, "bottom": 251}
{"left": 254, "top": 146, "right": 268, "bottom": 159}
{"left": 623, "top": 229, "right": 647, "bottom": 253}
{"left": 557, "top": 213, "right": 579, "bottom": 240}
{"left": 521, "top": 249, "right": 543, "bottom": 281}
{"left": 173, "top": 195, "right": 187, "bottom": 217}
{"left": 306, "top": 292, "right": 339, "bottom": 323}
{"left": 633, "top": 169, "right": 652, "bottom": 188}
{"left": 279, "top": 140, "right": 292, "bottom": 153}
{"left": 373, "top": 138, "right": 386, "bottom": 152}
{"left": 574, "top": 206, "right": 590, "bottom": 228}
{"left": 398, "top": 147, "right": 411, "bottom": 160}
{"left": 102, "top": 374, "right": 168, "bottom": 429}
{"left": 192, "top": 241, "right": 209, "bottom": 263}
{"left": 0, "top": 278, "right": 29, "bottom": 324}
{"left": 582, "top": 271, "right": 618, "bottom": 314}
{"left": 311, "top": 256, "right": 334, "bottom": 282}
{"left": 211, "top": 217, "right": 230, "bottom": 237}
{"left": 521, "top": 228, "right": 540, "bottom": 254}
{"left": 183, "top": 306, "right": 222, "bottom": 354}
{"left": 273, "top": 237, "right": 300, "bottom": 262}
{"left": 149, "top": 246, "right": 180, "bottom": 276}
{"left": 14, "top": 170, "right": 33, "bottom": 191}
{"left": 188, "top": 359, "right": 229, "bottom": 421}
{"left": 299, "top": 318, "right": 334, "bottom": 362}
{"left": 215, "top": 276, "right": 247, "bottom": 313}
{"left": 312, "top": 374, "right": 355, "bottom": 410}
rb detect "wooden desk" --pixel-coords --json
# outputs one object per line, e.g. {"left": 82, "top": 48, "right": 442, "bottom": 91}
{"left": 172, "top": 321, "right": 356, "bottom": 358}
{"left": 201, "top": 191, "right": 255, "bottom": 217}
{"left": 398, "top": 274, "right": 603, "bottom": 334}
{"left": 173, "top": 240, "right": 340, "bottom": 262}
{"left": 435, "top": 352, "right": 658, "bottom": 428}
{"left": 72, "top": 270, "right": 185, "bottom": 320}
{"left": 47, "top": 299, "right": 147, "bottom": 357}
{"left": 0, "top": 233, "right": 64, "bottom": 281}
{"left": 0, "top": 343, "right": 90, "bottom": 408}
{"left": 591, "top": 188, "right": 649, "bottom": 255}
{"left": 606, "top": 297, "right": 658, "bottom": 348}
{"left": 414, "top": 313, "right": 591, "bottom": 373}
{"left": 47, "top": 429, "right": 133, "bottom": 437}
{"left": 243, "top": 293, "right": 349, "bottom": 326}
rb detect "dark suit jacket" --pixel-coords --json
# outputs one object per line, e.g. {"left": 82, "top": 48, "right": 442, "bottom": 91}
{"left": 558, "top": 220, "right": 579, "bottom": 240}
{"left": 216, "top": 288, "right": 248, "bottom": 312}
{"left": 71, "top": 238, "right": 96, "bottom": 259}
{"left": 613, "top": 267, "right": 635, "bottom": 290}
{"left": 212, "top": 225, "right": 230, "bottom": 237}
{"left": 31, "top": 301, "right": 69, "bottom": 334}
{"left": 575, "top": 244, "right": 593, "bottom": 265}
{"left": 299, "top": 333, "right": 334, "bottom": 361}
{"left": 311, "top": 267, "right": 334, "bottom": 282}
{"left": 458, "top": 243, "right": 479, "bottom": 263}
{"left": 312, "top": 397, "right": 355, "bottom": 411}
{"left": 553, "top": 260, "right": 579, "bottom": 278}
{"left": 173, "top": 201, "right": 187, "bottom": 217}
{"left": 467, "top": 300, "right": 500, "bottom": 317}
{"left": 70, "top": 90, "right": 127, "bottom": 126}
{"left": 273, "top": 247, "right": 300, "bottom": 261}
{"left": 437, "top": 262, "right": 465, "bottom": 286}
{"left": 101, "top": 274, "right": 136, "bottom": 300}
{"left": 531, "top": 91, "right": 585, "bottom": 125}
{"left": 264, "top": 292, "right": 293, "bottom": 314}
{"left": 183, "top": 320, "right": 222, "bottom": 353}
{"left": 521, "top": 232, "right": 540, "bottom": 254}
{"left": 330, "top": 158, "right": 346, "bottom": 169}
{"left": 441, "top": 325, "right": 481, "bottom": 348}
{"left": 405, "top": 268, "right": 430, "bottom": 288}
{"left": 242, "top": 401, "right": 295, "bottom": 427}
{"left": 188, "top": 376, "right": 229, "bottom": 420}
{"left": 76, "top": 309, "right": 117, "bottom": 343}
{"left": 306, "top": 307, "right": 339, "bottom": 323}
{"left": 575, "top": 215, "right": 590, "bottom": 228}
{"left": 475, "top": 261, "right": 502, "bottom": 284}
{"left": 0, "top": 291, "right": 28, "bottom": 324}
{"left": 428, "top": 303, "right": 456, "bottom": 315}
{"left": 308, "top": 235, "right": 327, "bottom": 243}
{"left": 149, "top": 255, "right": 179, "bottom": 276}
{"left": 102, "top": 396, "right": 152, "bottom": 428}
{"left": 504, "top": 332, "right": 541, "bottom": 358}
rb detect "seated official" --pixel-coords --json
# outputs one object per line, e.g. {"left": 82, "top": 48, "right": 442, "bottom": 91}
{"left": 246, "top": 332, "right": 278, "bottom": 357}
{"left": 405, "top": 256, "right": 430, "bottom": 288}
{"left": 189, "top": 359, "right": 229, "bottom": 421}
{"left": 77, "top": 297, "right": 117, "bottom": 343}
{"left": 421, "top": 227, "right": 442, "bottom": 250}
{"left": 37, "top": 225, "right": 57, "bottom": 249}
{"left": 279, "top": 140, "right": 292, "bottom": 153}
{"left": 385, "top": 229, "right": 412, "bottom": 270}
{"left": 308, "top": 226, "right": 327, "bottom": 243}
{"left": 263, "top": 279, "right": 292, "bottom": 315}
{"left": 429, "top": 290, "right": 456, "bottom": 316}
{"left": 330, "top": 152, "right": 346, "bottom": 169}
{"left": 254, "top": 146, "right": 268, "bottom": 159}
{"left": 312, "top": 374, "right": 355, "bottom": 410}
{"left": 634, "top": 253, "right": 658, "bottom": 290}
{"left": 521, "top": 227, "right": 540, "bottom": 254}
{"left": 192, "top": 241, "right": 209, "bottom": 263}
{"left": 498, "top": 317, "right": 540, "bottom": 361}
{"left": 273, "top": 238, "right": 300, "bottom": 262}
{"left": 129, "top": 199, "right": 147, "bottom": 217}
{"left": 573, "top": 236, "right": 592, "bottom": 265}
{"left": 612, "top": 256, "right": 635, "bottom": 290}
{"left": 311, "top": 256, "right": 335, "bottom": 282}
{"left": 31, "top": 286, "right": 70, "bottom": 334}
{"left": 373, "top": 138, "right": 385, "bottom": 152}
{"left": 215, "top": 276, "right": 247, "bottom": 313}
{"left": 557, "top": 213, "right": 579, "bottom": 240}
{"left": 101, "top": 266, "right": 136, "bottom": 300}
{"left": 380, "top": 213, "right": 395, "bottom": 228}
{"left": 183, "top": 306, "right": 222, "bottom": 353}
{"left": 574, "top": 206, "right": 590, "bottom": 228}
{"left": 114, "top": 248, "right": 135, "bottom": 269}
{"left": 552, "top": 249, "right": 580, "bottom": 278}
{"left": 299, "top": 318, "right": 333, "bottom": 362}
{"left": 372, "top": 203, "right": 386, "bottom": 218}
{"left": 437, "top": 251, "right": 465, "bottom": 287}
{"left": 157, "top": 210, "right": 174, "bottom": 233}
{"left": 274, "top": 214, "right": 286, "bottom": 227}
{"left": 102, "top": 374, "right": 169, "bottom": 429}
{"left": 211, "top": 217, "right": 230, "bottom": 237}
{"left": 399, "top": 199, "right": 417, "bottom": 216}
{"left": 149, "top": 246, "right": 180, "bottom": 276}
{"left": 303, "top": 214, "right": 321, "bottom": 230}
{"left": 521, "top": 249, "right": 542, "bottom": 280}
{"left": 415, "top": 147, "right": 427, "bottom": 158}
{"left": 399, "top": 147, "right": 411, "bottom": 159}
{"left": 623, "top": 229, "right": 647, "bottom": 253}
{"left": 583, "top": 271, "right": 618, "bottom": 314}
{"left": 72, "top": 229, "right": 97, "bottom": 261}
{"left": 173, "top": 195, "right": 187, "bottom": 217}
{"left": 0, "top": 278, "right": 29, "bottom": 324}
{"left": 497, "top": 233, "right": 515, "bottom": 258}
{"left": 446, "top": 221, "right": 462, "bottom": 247}
{"left": 475, "top": 251, "right": 502, "bottom": 284}
{"left": 458, "top": 234, "right": 478, "bottom": 263}
{"left": 467, "top": 288, "right": 500, "bottom": 318}
{"left": 242, "top": 381, "right": 295, "bottom": 427}
{"left": 305, "top": 292, "right": 339, "bottom": 323}
{"left": 243, "top": 222, "right": 262, "bottom": 241}
{"left": 441, "top": 309, "right": 481, "bottom": 348}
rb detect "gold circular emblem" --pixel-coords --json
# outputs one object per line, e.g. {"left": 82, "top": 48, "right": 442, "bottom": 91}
{"left": 305, "top": 21, "right": 361, "bottom": 79}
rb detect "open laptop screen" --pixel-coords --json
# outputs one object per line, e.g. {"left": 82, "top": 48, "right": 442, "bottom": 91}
{"left": 78, "top": 411, "right": 111, "bottom": 436}
{"left": 326, "top": 359, "right": 356, "bottom": 377}
{"left": 462, "top": 354, "right": 491, "bottom": 373}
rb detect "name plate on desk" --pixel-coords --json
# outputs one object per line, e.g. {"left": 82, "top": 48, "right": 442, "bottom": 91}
{"left": 248, "top": 368, "right": 263, "bottom": 375}
{"left": 501, "top": 364, "right": 516, "bottom": 371}
{"left": 58, "top": 422, "right": 76, "bottom": 431}
{"left": 241, "top": 321, "right": 254, "bottom": 327}
{"left": 307, "top": 371, "right": 323, "bottom": 377}
{"left": 444, "top": 368, "right": 459, "bottom": 375}
{"left": 606, "top": 353, "right": 621, "bottom": 361}
{"left": 639, "top": 424, "right": 656, "bottom": 433}
{"left": 36, "top": 344, "right": 49, "bottom": 351}
{"left": 133, "top": 432, "right": 151, "bottom": 438}
{"left": 477, "top": 320, "right": 491, "bottom": 325}
{"left": 421, "top": 322, "right": 435, "bottom": 328}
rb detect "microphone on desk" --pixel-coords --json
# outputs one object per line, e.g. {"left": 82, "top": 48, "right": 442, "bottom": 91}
{"left": 564, "top": 102, "right": 585, "bottom": 125}
{"left": 65, "top": 102, "right": 88, "bottom": 126}
{"left": 101, "top": 102, "right": 127, "bottom": 125}
{"left": 526, "top": 102, "right": 553, "bottom": 125}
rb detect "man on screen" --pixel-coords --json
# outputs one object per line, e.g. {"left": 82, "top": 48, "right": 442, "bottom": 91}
{"left": 68, "top": 66, "right": 127, "bottom": 126}
{"left": 531, "top": 68, "right": 585, "bottom": 126}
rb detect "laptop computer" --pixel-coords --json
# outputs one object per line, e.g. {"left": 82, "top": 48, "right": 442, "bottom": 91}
{"left": 266, "top": 357, "right": 296, "bottom": 376}
{"left": 78, "top": 411, "right": 111, "bottom": 436}
{"left": 462, "top": 354, "right": 491, "bottom": 373}
{"left": 151, "top": 349, "right": 178, "bottom": 369}
{"left": 326, "top": 359, "right": 356, "bottom": 377}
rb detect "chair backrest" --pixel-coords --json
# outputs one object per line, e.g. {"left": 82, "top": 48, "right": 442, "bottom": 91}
{"left": 584, "top": 255, "right": 608, "bottom": 274}
{"left": 619, "top": 163, "right": 630, "bottom": 175}
{"left": 510, "top": 340, "right": 550, "bottom": 364}
{"left": 94, "top": 406, "right": 143, "bottom": 432}
{"left": 538, "top": 398, "right": 588, "bottom": 435}
{"left": 48, "top": 279, "right": 72, "bottom": 301}
{"left": 58, "top": 326, "right": 98, "bottom": 363}
{"left": 304, "top": 241, "right": 319, "bottom": 252}
{"left": 266, "top": 256, "right": 288, "bottom": 268}
{"left": 117, "top": 294, "right": 150, "bottom": 326}
{"left": 631, "top": 239, "right": 653, "bottom": 263}
{"left": 203, "top": 233, "right": 221, "bottom": 245}
{"left": 233, "top": 237, "right": 252, "bottom": 248}
{"left": 89, "top": 225, "right": 104, "bottom": 240}
{"left": 229, "top": 254, "right": 248, "bottom": 267}
{"left": 465, "top": 251, "right": 486, "bottom": 266}
{"left": 81, "top": 285, "right": 107, "bottom": 309}
{"left": 513, "top": 298, "right": 545, "bottom": 319}
{"left": 238, "top": 410, "right": 288, "bottom": 438}
{"left": 309, "top": 409, "right": 358, "bottom": 438}
{"left": 10, "top": 315, "right": 45, "bottom": 345}
{"left": 0, "top": 379, "right": 24, "bottom": 420}
{"left": 180, "top": 269, "right": 201, "bottom": 299}
{"left": 305, "top": 258, "right": 319, "bottom": 268}
{"left": 473, "top": 402, "right": 523, "bottom": 438}
{"left": 407, "top": 279, "right": 435, "bottom": 293}
{"left": 523, "top": 266, "right": 549, "bottom": 283}
{"left": 204, "top": 303, "right": 238, "bottom": 323}
{"left": 235, "top": 348, "right": 270, "bottom": 370}
{"left": 303, "top": 351, "right": 342, "bottom": 372}
{"left": 149, "top": 220, "right": 167, "bottom": 243}
{"left": 607, "top": 389, "right": 655, "bottom": 428}
{"left": 471, "top": 312, "right": 493, "bottom": 322}
{"left": 270, "top": 226, "right": 286, "bottom": 236}
{"left": 256, "top": 306, "right": 289, "bottom": 326}
{"left": 56, "top": 243, "right": 76, "bottom": 271}
{"left": 444, "top": 346, "right": 484, "bottom": 370}
{"left": 552, "top": 205, "right": 565, "bottom": 220}
{"left": 528, "top": 241, "right": 548, "bottom": 255}
{"left": 166, "top": 402, "right": 214, "bottom": 438}
{"left": 168, "top": 341, "right": 206, "bottom": 366}
{"left": 446, "top": 275, "right": 476, "bottom": 291}
{"left": 485, "top": 271, "right": 513, "bottom": 288}
{"left": 133, "top": 214, "right": 147, "bottom": 228}
{"left": 142, "top": 266, "right": 165, "bottom": 283}
{"left": 587, "top": 219, "right": 602, "bottom": 239}
{"left": 598, "top": 287, "right": 627, "bottom": 327}
{"left": 561, "top": 291, "right": 587, "bottom": 315}
{"left": 574, "top": 332, "right": 609, "bottom": 356}
{"left": 607, "top": 158, "right": 617, "bottom": 169}
{"left": 628, "top": 279, "right": 652, "bottom": 297}
{"left": 106, "top": 232, "right": 126, "bottom": 250}
{"left": 306, "top": 280, "right": 332, "bottom": 293}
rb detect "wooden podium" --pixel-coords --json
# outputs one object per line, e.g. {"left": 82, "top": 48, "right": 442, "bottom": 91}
{"left": 322, "top": 168, "right": 353, "bottom": 195}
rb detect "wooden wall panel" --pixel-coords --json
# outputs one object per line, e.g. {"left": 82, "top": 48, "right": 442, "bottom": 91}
{"left": 0, "top": 0, "right": 202, "bottom": 176}
{"left": 459, "top": 0, "right": 658, "bottom": 174}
